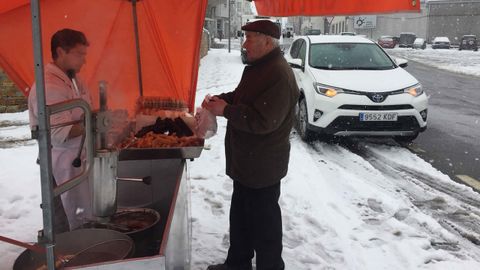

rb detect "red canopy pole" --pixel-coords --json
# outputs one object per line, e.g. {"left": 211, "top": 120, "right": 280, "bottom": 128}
{"left": 30, "top": 0, "right": 57, "bottom": 269}
{"left": 130, "top": 0, "right": 144, "bottom": 97}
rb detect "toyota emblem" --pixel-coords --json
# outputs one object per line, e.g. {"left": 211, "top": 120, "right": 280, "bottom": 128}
{"left": 371, "top": 93, "right": 385, "bottom": 103}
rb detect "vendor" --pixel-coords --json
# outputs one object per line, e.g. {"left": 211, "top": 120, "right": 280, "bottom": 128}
{"left": 28, "top": 28, "right": 93, "bottom": 232}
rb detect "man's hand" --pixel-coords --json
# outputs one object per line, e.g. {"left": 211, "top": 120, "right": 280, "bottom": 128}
{"left": 204, "top": 96, "right": 227, "bottom": 116}
{"left": 201, "top": 94, "right": 211, "bottom": 108}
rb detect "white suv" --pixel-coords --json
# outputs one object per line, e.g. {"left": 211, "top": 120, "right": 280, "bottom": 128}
{"left": 285, "top": 35, "right": 428, "bottom": 142}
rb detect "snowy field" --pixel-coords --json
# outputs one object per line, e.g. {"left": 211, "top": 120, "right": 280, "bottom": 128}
{"left": 1, "top": 47, "right": 480, "bottom": 269}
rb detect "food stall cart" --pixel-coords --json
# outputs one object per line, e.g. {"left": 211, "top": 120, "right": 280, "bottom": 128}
{"left": 0, "top": 1, "right": 419, "bottom": 269}
{"left": 0, "top": 0, "right": 207, "bottom": 269}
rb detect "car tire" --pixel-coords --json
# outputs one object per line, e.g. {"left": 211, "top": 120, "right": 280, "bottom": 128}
{"left": 393, "top": 132, "right": 419, "bottom": 143}
{"left": 297, "top": 98, "right": 316, "bottom": 142}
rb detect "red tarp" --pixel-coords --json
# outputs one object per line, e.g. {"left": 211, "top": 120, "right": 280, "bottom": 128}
{"left": 0, "top": 0, "right": 419, "bottom": 113}
{"left": 0, "top": 0, "right": 207, "bottom": 113}
{"left": 253, "top": 0, "right": 420, "bottom": 16}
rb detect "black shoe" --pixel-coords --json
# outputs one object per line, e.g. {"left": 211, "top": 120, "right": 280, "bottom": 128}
{"left": 206, "top": 263, "right": 252, "bottom": 270}
{"left": 206, "top": 264, "right": 230, "bottom": 270}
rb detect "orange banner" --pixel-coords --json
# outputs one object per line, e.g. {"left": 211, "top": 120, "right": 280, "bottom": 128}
{"left": 254, "top": 0, "right": 420, "bottom": 16}
{"left": 0, "top": 0, "right": 207, "bottom": 113}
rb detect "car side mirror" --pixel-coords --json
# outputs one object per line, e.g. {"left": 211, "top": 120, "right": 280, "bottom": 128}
{"left": 394, "top": 57, "right": 408, "bottom": 68}
{"left": 288, "top": 58, "right": 304, "bottom": 71}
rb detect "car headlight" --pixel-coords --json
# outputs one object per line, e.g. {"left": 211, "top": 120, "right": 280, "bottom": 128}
{"left": 404, "top": 84, "right": 424, "bottom": 97}
{"left": 313, "top": 83, "right": 344, "bottom": 97}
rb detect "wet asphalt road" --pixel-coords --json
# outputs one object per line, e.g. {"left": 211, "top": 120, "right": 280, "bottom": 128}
{"left": 403, "top": 61, "right": 480, "bottom": 182}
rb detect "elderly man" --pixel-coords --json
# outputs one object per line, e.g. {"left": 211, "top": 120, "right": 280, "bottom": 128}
{"left": 28, "top": 28, "right": 92, "bottom": 233}
{"left": 204, "top": 20, "right": 299, "bottom": 270}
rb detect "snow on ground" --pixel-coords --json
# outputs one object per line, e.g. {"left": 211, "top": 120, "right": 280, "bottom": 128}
{"left": 189, "top": 49, "right": 480, "bottom": 269}
{"left": 388, "top": 46, "right": 480, "bottom": 77}
{"left": 1, "top": 47, "right": 480, "bottom": 269}
{"left": 0, "top": 111, "right": 31, "bottom": 143}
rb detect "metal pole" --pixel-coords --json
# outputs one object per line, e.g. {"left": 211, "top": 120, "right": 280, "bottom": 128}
{"left": 426, "top": 2, "right": 431, "bottom": 43}
{"left": 228, "top": 0, "right": 231, "bottom": 53}
{"left": 99, "top": 81, "right": 107, "bottom": 149}
{"left": 131, "top": 0, "right": 144, "bottom": 96}
{"left": 30, "top": 0, "right": 56, "bottom": 269}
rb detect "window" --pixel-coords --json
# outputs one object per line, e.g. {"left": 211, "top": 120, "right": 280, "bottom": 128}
{"left": 298, "top": 41, "right": 307, "bottom": 63}
{"left": 290, "top": 39, "right": 304, "bottom": 58}
{"left": 309, "top": 43, "right": 395, "bottom": 70}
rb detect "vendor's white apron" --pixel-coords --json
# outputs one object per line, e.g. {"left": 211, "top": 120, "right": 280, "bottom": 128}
{"left": 28, "top": 63, "right": 93, "bottom": 230}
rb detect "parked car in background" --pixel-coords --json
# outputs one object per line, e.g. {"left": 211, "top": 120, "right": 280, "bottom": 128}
{"left": 459, "top": 35, "right": 478, "bottom": 51}
{"left": 412, "top": 38, "right": 427, "bottom": 49}
{"left": 432, "top": 36, "right": 451, "bottom": 49}
{"left": 305, "top": 29, "right": 322, "bottom": 35}
{"left": 285, "top": 35, "right": 428, "bottom": 142}
{"left": 378, "top": 36, "right": 396, "bottom": 48}
{"left": 392, "top": 36, "right": 400, "bottom": 44}
{"left": 399, "top": 32, "right": 416, "bottom": 48}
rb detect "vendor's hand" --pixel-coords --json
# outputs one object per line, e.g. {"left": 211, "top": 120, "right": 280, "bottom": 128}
{"left": 204, "top": 96, "right": 227, "bottom": 116}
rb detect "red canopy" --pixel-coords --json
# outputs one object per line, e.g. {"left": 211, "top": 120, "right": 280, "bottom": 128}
{"left": 253, "top": 0, "right": 420, "bottom": 16}
{"left": 0, "top": 0, "right": 207, "bottom": 113}
{"left": 0, "top": 0, "right": 419, "bottom": 113}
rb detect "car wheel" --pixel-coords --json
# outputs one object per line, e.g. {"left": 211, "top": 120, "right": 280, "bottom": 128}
{"left": 297, "top": 98, "right": 316, "bottom": 142}
{"left": 394, "top": 132, "right": 419, "bottom": 143}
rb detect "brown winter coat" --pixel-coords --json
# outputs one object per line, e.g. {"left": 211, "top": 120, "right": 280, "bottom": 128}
{"left": 218, "top": 47, "right": 299, "bottom": 188}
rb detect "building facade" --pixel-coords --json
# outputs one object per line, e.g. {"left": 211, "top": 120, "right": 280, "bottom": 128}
{"left": 287, "top": 0, "right": 479, "bottom": 45}
{"left": 427, "top": 0, "right": 480, "bottom": 44}
{"left": 205, "top": 0, "right": 254, "bottom": 41}
{"left": 352, "top": 1, "right": 428, "bottom": 40}
{"left": 0, "top": 69, "right": 26, "bottom": 113}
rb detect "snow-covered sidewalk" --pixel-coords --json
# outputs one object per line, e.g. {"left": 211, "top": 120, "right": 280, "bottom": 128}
{"left": 1, "top": 48, "right": 480, "bottom": 270}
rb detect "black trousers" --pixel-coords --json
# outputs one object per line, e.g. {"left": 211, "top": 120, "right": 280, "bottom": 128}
{"left": 225, "top": 181, "right": 285, "bottom": 270}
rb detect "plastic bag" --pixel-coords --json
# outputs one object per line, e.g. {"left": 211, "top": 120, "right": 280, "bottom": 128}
{"left": 195, "top": 107, "right": 217, "bottom": 139}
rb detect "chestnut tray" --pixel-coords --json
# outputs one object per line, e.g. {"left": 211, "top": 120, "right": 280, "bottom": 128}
{"left": 118, "top": 145, "right": 204, "bottom": 161}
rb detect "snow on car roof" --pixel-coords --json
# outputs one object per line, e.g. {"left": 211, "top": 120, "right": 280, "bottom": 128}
{"left": 433, "top": 36, "right": 450, "bottom": 42}
{"left": 306, "top": 35, "right": 374, "bottom": 44}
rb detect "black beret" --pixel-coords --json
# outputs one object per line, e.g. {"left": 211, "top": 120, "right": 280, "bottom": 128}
{"left": 241, "top": 20, "right": 280, "bottom": 39}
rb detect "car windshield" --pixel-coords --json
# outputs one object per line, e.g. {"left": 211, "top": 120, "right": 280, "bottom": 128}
{"left": 309, "top": 43, "right": 395, "bottom": 70}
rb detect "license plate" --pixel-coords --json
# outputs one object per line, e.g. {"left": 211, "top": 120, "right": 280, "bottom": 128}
{"left": 359, "top": 112, "right": 398, "bottom": 121}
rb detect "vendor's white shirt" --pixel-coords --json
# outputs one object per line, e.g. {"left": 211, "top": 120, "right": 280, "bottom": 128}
{"left": 28, "top": 63, "right": 92, "bottom": 229}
